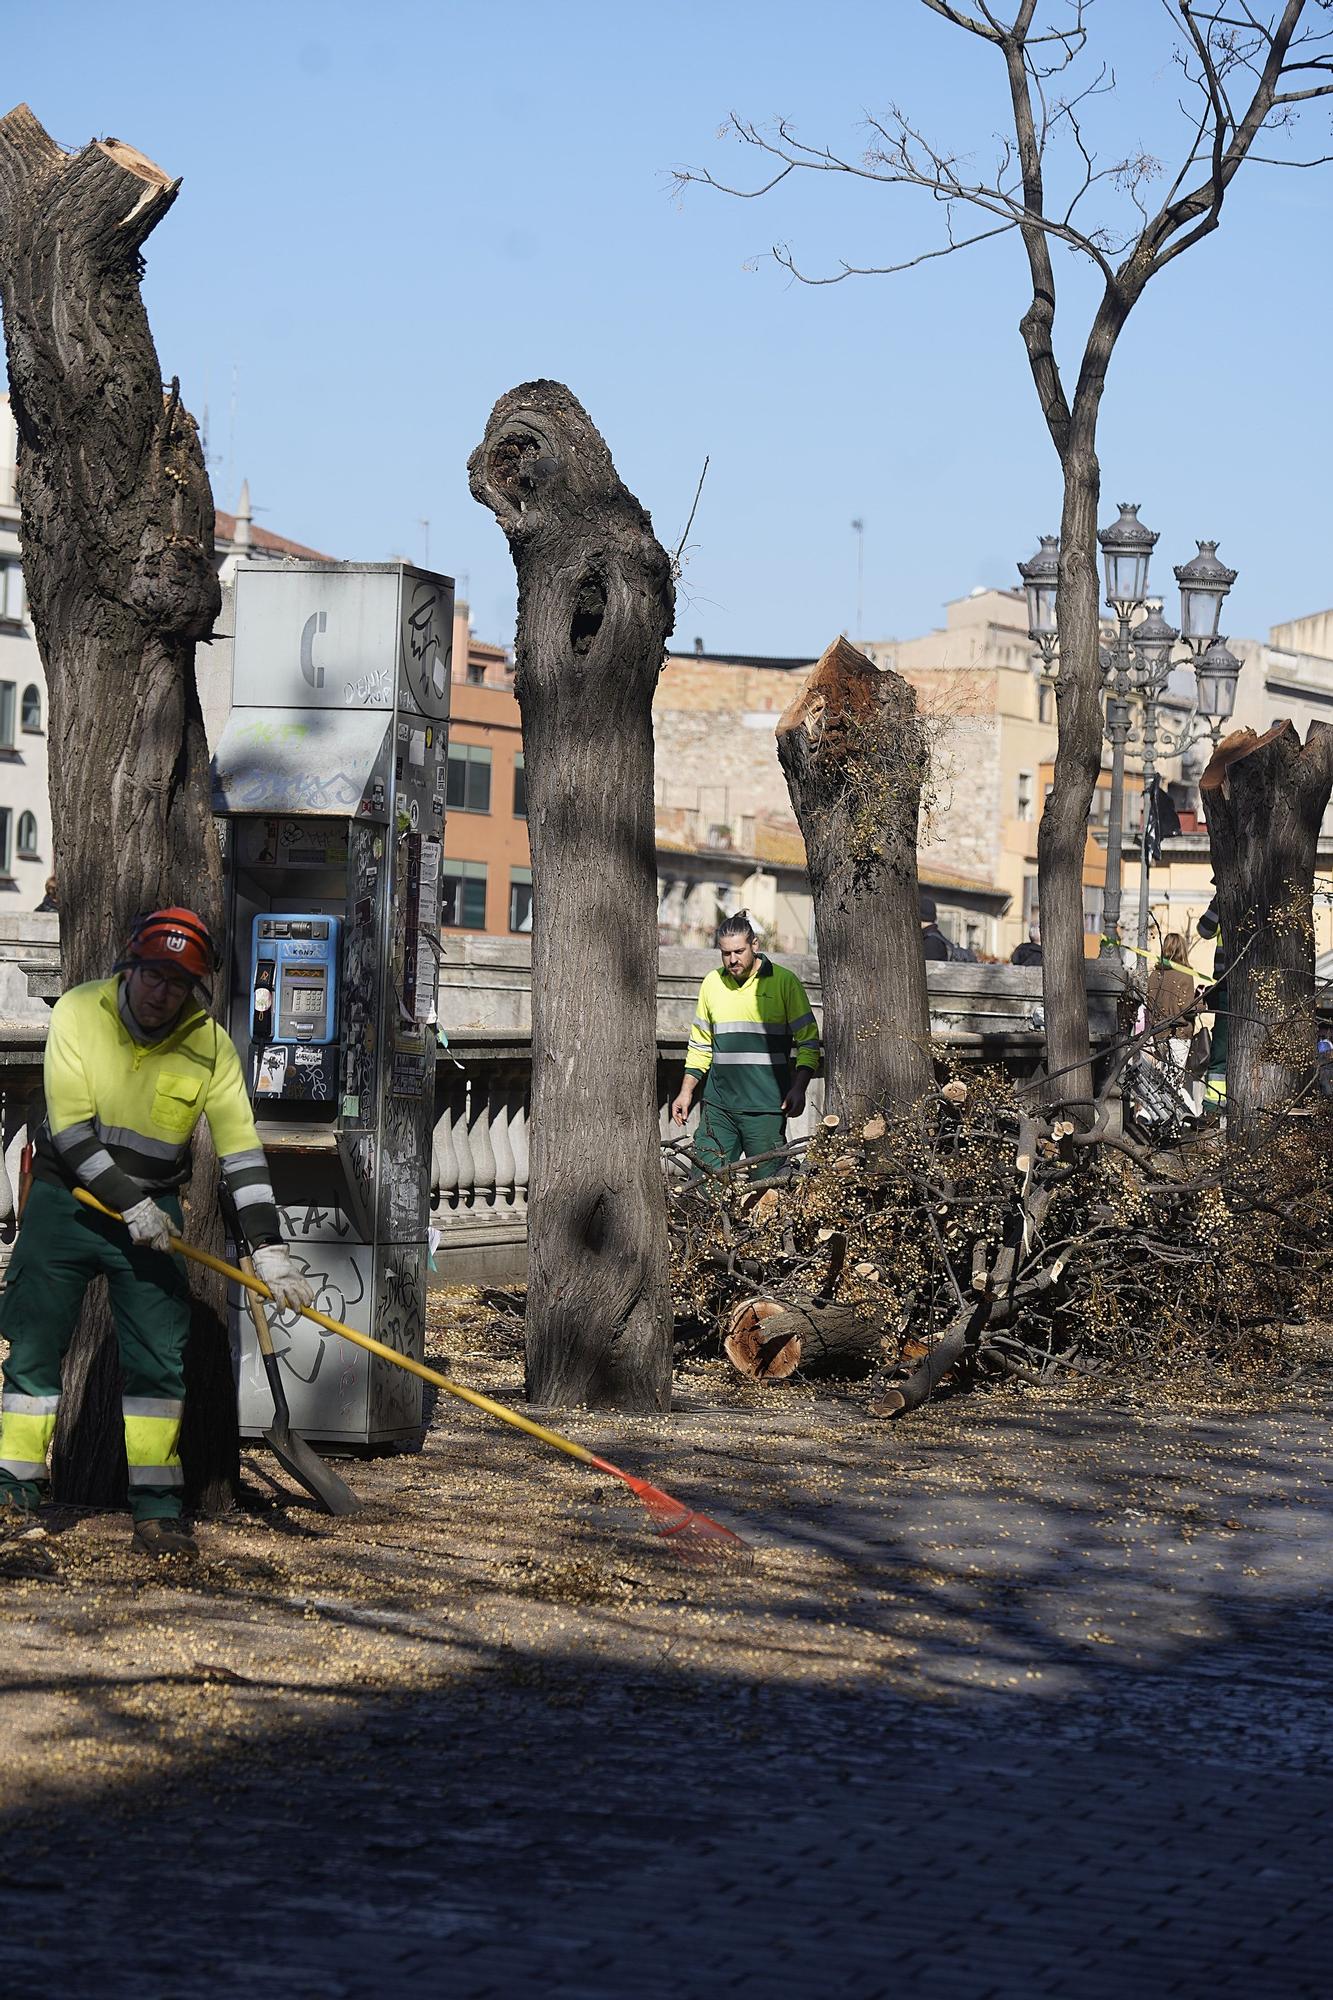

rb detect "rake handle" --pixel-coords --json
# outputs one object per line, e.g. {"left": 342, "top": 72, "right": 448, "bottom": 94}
{"left": 70, "top": 1187, "right": 600, "bottom": 1471}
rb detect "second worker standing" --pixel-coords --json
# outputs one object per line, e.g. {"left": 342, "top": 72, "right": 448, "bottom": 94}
{"left": 670, "top": 911, "right": 821, "bottom": 1180}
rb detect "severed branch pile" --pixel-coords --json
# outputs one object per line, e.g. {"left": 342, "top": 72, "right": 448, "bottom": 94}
{"left": 666, "top": 1064, "right": 1333, "bottom": 1418}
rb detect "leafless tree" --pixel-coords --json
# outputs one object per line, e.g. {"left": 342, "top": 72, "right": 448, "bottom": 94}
{"left": 675, "top": 3, "right": 1333, "bottom": 1114}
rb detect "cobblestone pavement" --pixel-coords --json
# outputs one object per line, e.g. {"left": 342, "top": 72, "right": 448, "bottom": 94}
{"left": 3, "top": 1348, "right": 1333, "bottom": 1999}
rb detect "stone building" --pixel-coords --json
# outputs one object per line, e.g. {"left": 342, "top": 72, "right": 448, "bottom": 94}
{"left": 0, "top": 400, "right": 50, "bottom": 910}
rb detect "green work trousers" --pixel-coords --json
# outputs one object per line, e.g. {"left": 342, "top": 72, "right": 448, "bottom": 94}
{"left": 0, "top": 1181, "right": 190, "bottom": 1521}
{"left": 693, "top": 1101, "right": 787, "bottom": 1181}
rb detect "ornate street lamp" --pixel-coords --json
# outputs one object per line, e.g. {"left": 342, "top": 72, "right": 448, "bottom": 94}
{"left": 1130, "top": 602, "right": 1180, "bottom": 698}
{"left": 1175, "top": 541, "right": 1237, "bottom": 651}
{"left": 1020, "top": 511, "right": 1246, "bottom": 968}
{"left": 1194, "top": 637, "right": 1242, "bottom": 723}
{"left": 1018, "top": 534, "right": 1061, "bottom": 672}
{"left": 1098, "top": 502, "right": 1157, "bottom": 615}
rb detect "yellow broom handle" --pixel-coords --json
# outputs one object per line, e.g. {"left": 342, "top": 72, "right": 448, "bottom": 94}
{"left": 71, "top": 1187, "right": 597, "bottom": 1468}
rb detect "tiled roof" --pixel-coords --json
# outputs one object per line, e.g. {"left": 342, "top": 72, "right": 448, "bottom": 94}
{"left": 215, "top": 511, "right": 332, "bottom": 561}
{"left": 665, "top": 650, "right": 815, "bottom": 673}
{"left": 752, "top": 820, "right": 807, "bottom": 868}
{"left": 919, "top": 860, "right": 998, "bottom": 893}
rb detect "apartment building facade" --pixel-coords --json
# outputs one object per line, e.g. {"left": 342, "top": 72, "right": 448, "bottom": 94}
{"left": 0, "top": 402, "right": 50, "bottom": 907}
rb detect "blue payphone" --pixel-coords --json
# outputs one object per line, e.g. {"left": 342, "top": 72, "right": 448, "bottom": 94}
{"left": 250, "top": 912, "right": 341, "bottom": 1102}
{"left": 213, "top": 559, "right": 453, "bottom": 1449}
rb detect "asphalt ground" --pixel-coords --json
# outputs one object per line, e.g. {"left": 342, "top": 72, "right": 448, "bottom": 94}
{"left": 1, "top": 1305, "right": 1331, "bottom": 1998}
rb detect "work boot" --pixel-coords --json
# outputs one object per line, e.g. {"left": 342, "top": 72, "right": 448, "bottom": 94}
{"left": 132, "top": 1517, "right": 198, "bottom": 1560}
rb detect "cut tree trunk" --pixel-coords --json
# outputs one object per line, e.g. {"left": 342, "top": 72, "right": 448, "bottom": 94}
{"left": 0, "top": 105, "right": 231, "bottom": 1510}
{"left": 775, "top": 637, "right": 933, "bottom": 1122}
{"left": 1201, "top": 720, "right": 1333, "bottom": 1142}
{"left": 468, "top": 381, "right": 674, "bottom": 1412}
{"left": 724, "top": 1297, "right": 885, "bottom": 1380}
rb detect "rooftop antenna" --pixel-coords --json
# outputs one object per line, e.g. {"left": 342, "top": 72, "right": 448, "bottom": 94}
{"left": 851, "top": 517, "right": 865, "bottom": 642}
{"left": 419, "top": 517, "right": 430, "bottom": 570}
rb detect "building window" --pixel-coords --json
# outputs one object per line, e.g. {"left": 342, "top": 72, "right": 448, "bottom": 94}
{"left": 1022, "top": 874, "right": 1039, "bottom": 927}
{"left": 466, "top": 661, "right": 486, "bottom": 685}
{"left": 0, "top": 560, "right": 23, "bottom": 623}
{"left": 509, "top": 866, "right": 533, "bottom": 933}
{"left": 0, "top": 808, "right": 11, "bottom": 877}
{"left": 1017, "top": 770, "right": 1034, "bottom": 822}
{"left": 446, "top": 743, "right": 492, "bottom": 814}
{"left": 513, "top": 752, "right": 526, "bottom": 819}
{"left": 0, "top": 682, "right": 14, "bottom": 749}
{"left": 1083, "top": 885, "right": 1105, "bottom": 937}
{"left": 20, "top": 685, "right": 41, "bottom": 732}
{"left": 16, "top": 811, "right": 37, "bottom": 858}
{"left": 441, "top": 859, "right": 488, "bottom": 928}
{"left": 1038, "top": 682, "right": 1054, "bottom": 725}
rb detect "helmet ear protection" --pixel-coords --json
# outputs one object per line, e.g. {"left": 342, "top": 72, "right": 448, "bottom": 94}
{"left": 121, "top": 906, "right": 216, "bottom": 992}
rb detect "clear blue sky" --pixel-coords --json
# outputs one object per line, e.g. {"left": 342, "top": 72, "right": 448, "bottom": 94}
{"left": 8, "top": 1, "right": 1332, "bottom": 656}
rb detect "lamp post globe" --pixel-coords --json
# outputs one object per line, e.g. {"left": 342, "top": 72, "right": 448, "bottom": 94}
{"left": 1018, "top": 534, "right": 1061, "bottom": 668}
{"left": 1131, "top": 603, "right": 1180, "bottom": 698}
{"left": 1194, "top": 637, "right": 1243, "bottom": 723}
{"left": 1097, "top": 502, "right": 1157, "bottom": 615}
{"left": 1175, "top": 541, "right": 1237, "bottom": 651}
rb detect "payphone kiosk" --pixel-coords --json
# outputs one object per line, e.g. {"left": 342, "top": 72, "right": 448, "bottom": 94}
{"left": 211, "top": 562, "right": 451, "bottom": 1448}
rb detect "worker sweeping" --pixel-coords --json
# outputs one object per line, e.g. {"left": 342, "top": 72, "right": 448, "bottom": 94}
{"left": 0, "top": 907, "right": 313, "bottom": 1558}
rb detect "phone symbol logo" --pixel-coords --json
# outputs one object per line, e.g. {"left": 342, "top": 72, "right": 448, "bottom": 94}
{"left": 300, "top": 611, "right": 327, "bottom": 688}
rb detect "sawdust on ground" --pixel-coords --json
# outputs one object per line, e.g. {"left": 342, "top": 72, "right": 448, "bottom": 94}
{"left": 2, "top": 1288, "right": 1329, "bottom": 1820}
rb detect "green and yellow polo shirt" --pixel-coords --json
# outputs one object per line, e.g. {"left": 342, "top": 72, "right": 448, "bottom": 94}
{"left": 685, "top": 956, "right": 821, "bottom": 1115}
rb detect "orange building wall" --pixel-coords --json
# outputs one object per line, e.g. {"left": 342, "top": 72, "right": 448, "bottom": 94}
{"left": 443, "top": 680, "right": 529, "bottom": 936}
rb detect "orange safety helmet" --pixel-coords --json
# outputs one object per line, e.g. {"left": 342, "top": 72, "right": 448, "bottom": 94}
{"left": 124, "top": 906, "right": 216, "bottom": 988}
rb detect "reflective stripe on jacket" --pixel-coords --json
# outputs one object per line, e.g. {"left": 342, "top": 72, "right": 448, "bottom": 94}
{"left": 685, "top": 957, "right": 821, "bottom": 1114}
{"left": 34, "top": 977, "right": 280, "bottom": 1244}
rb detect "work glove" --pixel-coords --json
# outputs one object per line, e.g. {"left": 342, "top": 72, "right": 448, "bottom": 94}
{"left": 251, "top": 1243, "right": 315, "bottom": 1316}
{"left": 123, "top": 1196, "right": 174, "bottom": 1255}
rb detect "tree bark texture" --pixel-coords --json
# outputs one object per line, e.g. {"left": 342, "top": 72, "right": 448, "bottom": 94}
{"left": 1036, "top": 443, "right": 1105, "bottom": 1115}
{"left": 468, "top": 381, "right": 674, "bottom": 1412}
{"left": 775, "top": 637, "right": 933, "bottom": 1122}
{"left": 0, "top": 104, "right": 232, "bottom": 1509}
{"left": 1201, "top": 721, "right": 1333, "bottom": 1142}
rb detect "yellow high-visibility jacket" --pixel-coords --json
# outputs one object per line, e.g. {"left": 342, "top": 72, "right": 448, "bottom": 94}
{"left": 685, "top": 956, "right": 821, "bottom": 1114}
{"left": 35, "top": 977, "right": 280, "bottom": 1244}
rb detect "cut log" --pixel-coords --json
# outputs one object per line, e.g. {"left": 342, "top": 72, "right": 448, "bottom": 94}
{"left": 776, "top": 638, "right": 934, "bottom": 1123}
{"left": 724, "top": 1298, "right": 885, "bottom": 1381}
{"left": 1201, "top": 720, "right": 1333, "bottom": 1141}
{"left": 867, "top": 1302, "right": 987, "bottom": 1416}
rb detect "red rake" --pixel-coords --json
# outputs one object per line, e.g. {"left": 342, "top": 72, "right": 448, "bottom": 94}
{"left": 73, "top": 1189, "right": 752, "bottom": 1566}
{"left": 583, "top": 1453, "right": 752, "bottom": 1565}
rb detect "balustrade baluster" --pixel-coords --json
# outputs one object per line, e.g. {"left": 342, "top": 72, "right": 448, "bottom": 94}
{"left": 431, "top": 1104, "right": 459, "bottom": 1210}
{"left": 489, "top": 1074, "right": 516, "bottom": 1208}
{"left": 507, "top": 1075, "right": 529, "bottom": 1210}
{"left": 467, "top": 1085, "right": 497, "bottom": 1211}
{"left": 446, "top": 1078, "right": 474, "bottom": 1212}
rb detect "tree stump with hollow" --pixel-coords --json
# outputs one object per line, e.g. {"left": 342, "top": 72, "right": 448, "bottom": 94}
{"left": 469, "top": 381, "right": 675, "bottom": 1412}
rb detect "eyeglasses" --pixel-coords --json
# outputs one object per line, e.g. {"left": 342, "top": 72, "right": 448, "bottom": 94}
{"left": 134, "top": 964, "right": 193, "bottom": 998}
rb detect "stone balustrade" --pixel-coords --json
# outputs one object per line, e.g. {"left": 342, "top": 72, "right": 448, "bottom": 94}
{"left": 0, "top": 920, "right": 1123, "bottom": 1283}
